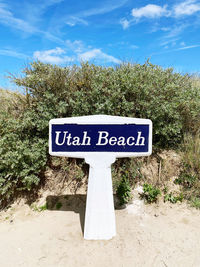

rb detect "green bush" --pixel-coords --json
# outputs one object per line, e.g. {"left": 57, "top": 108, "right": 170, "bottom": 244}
{"left": 141, "top": 183, "right": 161, "bottom": 203}
{"left": 175, "top": 172, "right": 197, "bottom": 188}
{"left": 0, "top": 117, "right": 47, "bottom": 206}
{"left": 112, "top": 158, "right": 143, "bottom": 190}
{"left": 116, "top": 176, "right": 132, "bottom": 205}
{"left": 0, "top": 60, "right": 200, "bottom": 207}
{"left": 12, "top": 61, "right": 200, "bottom": 147}
{"left": 191, "top": 197, "right": 200, "bottom": 209}
{"left": 164, "top": 192, "right": 183, "bottom": 203}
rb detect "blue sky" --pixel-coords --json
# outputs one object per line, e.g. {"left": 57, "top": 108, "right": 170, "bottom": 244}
{"left": 0, "top": 0, "right": 200, "bottom": 91}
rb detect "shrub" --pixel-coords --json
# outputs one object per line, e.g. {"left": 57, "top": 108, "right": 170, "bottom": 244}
{"left": 116, "top": 176, "right": 132, "bottom": 205}
{"left": 0, "top": 117, "right": 47, "bottom": 206}
{"left": 112, "top": 158, "right": 143, "bottom": 190}
{"left": 191, "top": 197, "right": 200, "bottom": 209}
{"left": 141, "top": 183, "right": 161, "bottom": 203}
{"left": 12, "top": 61, "right": 200, "bottom": 148}
{"left": 164, "top": 192, "right": 183, "bottom": 203}
{"left": 175, "top": 172, "right": 197, "bottom": 188}
{"left": 0, "top": 60, "right": 200, "bottom": 207}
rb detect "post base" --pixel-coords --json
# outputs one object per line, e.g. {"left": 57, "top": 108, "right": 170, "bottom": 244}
{"left": 84, "top": 154, "right": 116, "bottom": 240}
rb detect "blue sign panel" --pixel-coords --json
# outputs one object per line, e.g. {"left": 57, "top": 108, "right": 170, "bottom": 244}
{"left": 51, "top": 124, "right": 149, "bottom": 153}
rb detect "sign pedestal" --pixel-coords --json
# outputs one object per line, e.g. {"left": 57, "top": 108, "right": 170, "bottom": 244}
{"left": 49, "top": 115, "right": 152, "bottom": 240}
{"left": 84, "top": 154, "right": 116, "bottom": 240}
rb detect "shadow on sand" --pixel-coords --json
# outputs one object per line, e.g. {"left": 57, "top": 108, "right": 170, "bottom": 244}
{"left": 46, "top": 194, "right": 123, "bottom": 235}
{"left": 46, "top": 194, "right": 86, "bottom": 234}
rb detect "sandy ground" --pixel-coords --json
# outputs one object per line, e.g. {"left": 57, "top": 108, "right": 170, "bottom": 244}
{"left": 0, "top": 194, "right": 200, "bottom": 267}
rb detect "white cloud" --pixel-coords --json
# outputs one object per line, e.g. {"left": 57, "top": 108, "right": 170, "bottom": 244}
{"left": 130, "top": 1, "right": 200, "bottom": 20}
{"left": 174, "top": 0, "right": 200, "bottom": 17}
{"left": 78, "top": 49, "right": 121, "bottom": 64}
{"left": 78, "top": 49, "right": 100, "bottom": 61}
{"left": 33, "top": 47, "right": 74, "bottom": 64}
{"left": 131, "top": 4, "right": 169, "bottom": 19}
{"left": 33, "top": 46, "right": 121, "bottom": 65}
{"left": 120, "top": 0, "right": 200, "bottom": 30}
{"left": 120, "top": 18, "right": 130, "bottom": 29}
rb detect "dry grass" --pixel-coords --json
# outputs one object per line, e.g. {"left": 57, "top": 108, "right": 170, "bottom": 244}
{"left": 191, "top": 75, "right": 200, "bottom": 89}
{"left": 175, "top": 133, "right": 200, "bottom": 207}
{"left": 0, "top": 88, "right": 25, "bottom": 118}
{"left": 182, "top": 133, "right": 200, "bottom": 176}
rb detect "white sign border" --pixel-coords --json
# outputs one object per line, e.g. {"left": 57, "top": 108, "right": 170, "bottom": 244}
{"left": 49, "top": 114, "right": 152, "bottom": 158}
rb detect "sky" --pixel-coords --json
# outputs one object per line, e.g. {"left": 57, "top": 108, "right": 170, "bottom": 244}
{"left": 0, "top": 0, "right": 200, "bottom": 91}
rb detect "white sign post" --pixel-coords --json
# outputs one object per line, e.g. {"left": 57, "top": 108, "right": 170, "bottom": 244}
{"left": 49, "top": 115, "right": 152, "bottom": 240}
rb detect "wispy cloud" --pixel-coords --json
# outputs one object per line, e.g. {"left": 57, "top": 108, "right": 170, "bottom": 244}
{"left": 0, "top": 1, "right": 65, "bottom": 46}
{"left": 152, "top": 43, "right": 200, "bottom": 56}
{"left": 176, "top": 44, "right": 200, "bottom": 50}
{"left": 107, "top": 41, "right": 139, "bottom": 51}
{"left": 160, "top": 38, "right": 180, "bottom": 48}
{"left": 65, "top": 40, "right": 85, "bottom": 53}
{"left": 65, "top": 16, "right": 88, "bottom": 27}
{"left": 78, "top": 0, "right": 128, "bottom": 18}
{"left": 130, "top": 45, "right": 139, "bottom": 50}
{"left": 0, "top": 2, "right": 37, "bottom": 33}
{"left": 22, "top": 0, "right": 64, "bottom": 24}
{"left": 40, "top": 0, "right": 64, "bottom": 9}
{"left": 0, "top": 48, "right": 29, "bottom": 59}
{"left": 65, "top": 0, "right": 128, "bottom": 26}
{"left": 163, "top": 24, "right": 188, "bottom": 39}
{"left": 158, "top": 22, "right": 191, "bottom": 49}
{"left": 42, "top": 31, "right": 65, "bottom": 45}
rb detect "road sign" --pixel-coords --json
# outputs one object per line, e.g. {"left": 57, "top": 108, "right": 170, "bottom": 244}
{"left": 49, "top": 115, "right": 152, "bottom": 240}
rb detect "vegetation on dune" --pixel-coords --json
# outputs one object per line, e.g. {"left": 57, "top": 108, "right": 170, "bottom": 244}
{"left": 175, "top": 132, "right": 200, "bottom": 208}
{"left": 0, "top": 61, "right": 200, "bottom": 208}
{"left": 0, "top": 89, "right": 26, "bottom": 119}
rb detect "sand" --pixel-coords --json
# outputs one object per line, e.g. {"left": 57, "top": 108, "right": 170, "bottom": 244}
{"left": 0, "top": 196, "right": 200, "bottom": 267}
